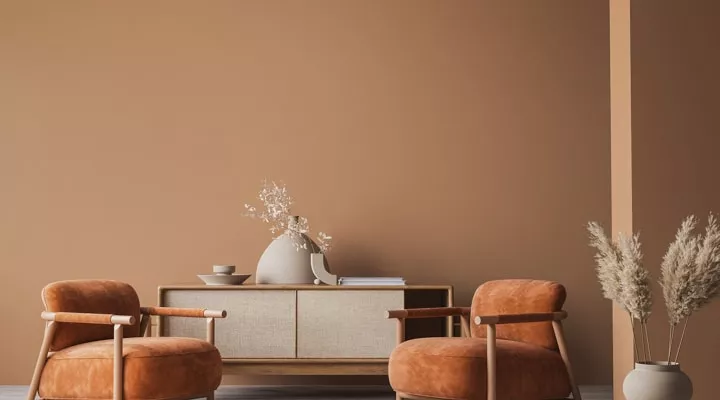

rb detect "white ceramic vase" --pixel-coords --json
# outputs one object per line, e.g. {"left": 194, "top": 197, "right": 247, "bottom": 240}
{"left": 255, "top": 217, "right": 330, "bottom": 284}
{"left": 623, "top": 362, "right": 692, "bottom": 400}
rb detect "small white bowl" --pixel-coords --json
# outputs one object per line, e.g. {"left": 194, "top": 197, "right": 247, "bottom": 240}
{"left": 213, "top": 265, "right": 236, "bottom": 275}
{"left": 198, "top": 274, "right": 250, "bottom": 286}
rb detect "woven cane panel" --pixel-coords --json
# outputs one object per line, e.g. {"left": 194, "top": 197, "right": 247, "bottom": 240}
{"left": 297, "top": 290, "right": 403, "bottom": 358}
{"left": 162, "top": 290, "right": 296, "bottom": 358}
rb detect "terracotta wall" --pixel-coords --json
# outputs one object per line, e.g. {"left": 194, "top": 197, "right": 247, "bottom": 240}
{"left": 630, "top": 1, "right": 720, "bottom": 399}
{"left": 0, "top": 1, "right": 611, "bottom": 385}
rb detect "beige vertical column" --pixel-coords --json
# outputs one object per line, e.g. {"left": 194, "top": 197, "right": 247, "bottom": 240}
{"left": 610, "top": 0, "right": 634, "bottom": 399}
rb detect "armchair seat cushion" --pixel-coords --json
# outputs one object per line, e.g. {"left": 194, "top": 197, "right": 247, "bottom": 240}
{"left": 39, "top": 337, "right": 222, "bottom": 400}
{"left": 389, "top": 337, "right": 570, "bottom": 400}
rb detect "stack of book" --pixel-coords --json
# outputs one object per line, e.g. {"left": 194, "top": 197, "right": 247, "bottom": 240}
{"left": 338, "top": 277, "right": 407, "bottom": 286}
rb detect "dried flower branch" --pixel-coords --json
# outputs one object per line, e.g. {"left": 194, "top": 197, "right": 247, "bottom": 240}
{"left": 661, "top": 215, "right": 699, "bottom": 326}
{"left": 617, "top": 232, "right": 653, "bottom": 322}
{"left": 617, "top": 232, "right": 653, "bottom": 361}
{"left": 661, "top": 214, "right": 720, "bottom": 363}
{"left": 316, "top": 232, "right": 333, "bottom": 254}
{"left": 690, "top": 214, "right": 720, "bottom": 310}
{"left": 285, "top": 215, "right": 311, "bottom": 250}
{"left": 244, "top": 180, "right": 295, "bottom": 236}
{"left": 587, "top": 222, "right": 625, "bottom": 306}
{"left": 243, "top": 180, "right": 333, "bottom": 253}
{"left": 588, "top": 222, "right": 653, "bottom": 362}
{"left": 589, "top": 213, "right": 720, "bottom": 365}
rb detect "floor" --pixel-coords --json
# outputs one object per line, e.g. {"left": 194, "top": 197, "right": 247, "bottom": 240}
{"left": 1, "top": 385, "right": 611, "bottom": 400}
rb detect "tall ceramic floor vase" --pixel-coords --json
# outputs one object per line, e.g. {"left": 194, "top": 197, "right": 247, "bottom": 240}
{"left": 623, "top": 362, "right": 693, "bottom": 400}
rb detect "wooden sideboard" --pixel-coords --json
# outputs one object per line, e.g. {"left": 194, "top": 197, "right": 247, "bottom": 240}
{"left": 157, "top": 284, "right": 453, "bottom": 376}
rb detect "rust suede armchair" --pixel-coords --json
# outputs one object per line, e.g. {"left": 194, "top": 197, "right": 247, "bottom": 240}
{"left": 28, "top": 280, "right": 227, "bottom": 400}
{"left": 387, "top": 279, "right": 581, "bottom": 400}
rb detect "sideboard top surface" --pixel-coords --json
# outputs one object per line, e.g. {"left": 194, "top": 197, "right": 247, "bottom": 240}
{"left": 159, "top": 284, "right": 452, "bottom": 291}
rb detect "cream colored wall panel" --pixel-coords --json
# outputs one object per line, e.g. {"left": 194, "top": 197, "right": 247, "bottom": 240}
{"left": 163, "top": 290, "right": 296, "bottom": 358}
{"left": 297, "top": 290, "right": 403, "bottom": 358}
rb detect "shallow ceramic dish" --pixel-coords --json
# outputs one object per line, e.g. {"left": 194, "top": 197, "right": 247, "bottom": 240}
{"left": 197, "top": 274, "right": 251, "bottom": 285}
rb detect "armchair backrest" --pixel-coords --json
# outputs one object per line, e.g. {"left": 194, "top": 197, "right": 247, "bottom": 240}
{"left": 470, "top": 279, "right": 566, "bottom": 350}
{"left": 42, "top": 280, "right": 141, "bottom": 351}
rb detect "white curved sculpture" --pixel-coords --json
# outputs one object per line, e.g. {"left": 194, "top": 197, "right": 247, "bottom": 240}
{"left": 311, "top": 253, "right": 337, "bottom": 285}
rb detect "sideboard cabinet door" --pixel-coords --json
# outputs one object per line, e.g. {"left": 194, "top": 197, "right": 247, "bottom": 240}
{"left": 296, "top": 290, "right": 403, "bottom": 358}
{"left": 162, "top": 290, "right": 296, "bottom": 358}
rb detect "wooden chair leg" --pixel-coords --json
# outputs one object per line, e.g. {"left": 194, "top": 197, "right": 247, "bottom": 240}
{"left": 206, "top": 318, "right": 215, "bottom": 345}
{"left": 486, "top": 324, "right": 497, "bottom": 400}
{"left": 138, "top": 314, "right": 150, "bottom": 337}
{"left": 394, "top": 320, "right": 406, "bottom": 400}
{"left": 27, "top": 321, "right": 57, "bottom": 400}
{"left": 460, "top": 315, "right": 471, "bottom": 337}
{"left": 147, "top": 315, "right": 153, "bottom": 337}
{"left": 396, "top": 318, "right": 406, "bottom": 344}
{"left": 552, "top": 321, "right": 582, "bottom": 400}
{"left": 207, "top": 391, "right": 215, "bottom": 400}
{"left": 113, "top": 324, "right": 124, "bottom": 400}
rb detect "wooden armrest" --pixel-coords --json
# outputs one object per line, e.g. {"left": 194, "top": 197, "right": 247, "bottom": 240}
{"left": 140, "top": 306, "right": 227, "bottom": 318}
{"left": 41, "top": 311, "right": 135, "bottom": 325}
{"left": 386, "top": 307, "right": 471, "bottom": 319}
{"left": 473, "top": 311, "right": 567, "bottom": 325}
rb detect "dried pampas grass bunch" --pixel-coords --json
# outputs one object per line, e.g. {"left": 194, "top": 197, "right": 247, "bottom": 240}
{"left": 588, "top": 213, "right": 720, "bottom": 365}
{"left": 661, "top": 214, "right": 720, "bottom": 363}
{"left": 587, "top": 222, "right": 653, "bottom": 362}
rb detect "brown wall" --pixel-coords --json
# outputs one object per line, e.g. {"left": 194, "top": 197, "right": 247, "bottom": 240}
{"left": 0, "top": 1, "right": 611, "bottom": 385}
{"left": 630, "top": 1, "right": 720, "bottom": 399}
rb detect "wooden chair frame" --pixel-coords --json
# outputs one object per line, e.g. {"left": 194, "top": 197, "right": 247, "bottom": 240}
{"left": 27, "top": 307, "right": 227, "bottom": 400}
{"left": 387, "top": 308, "right": 582, "bottom": 400}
